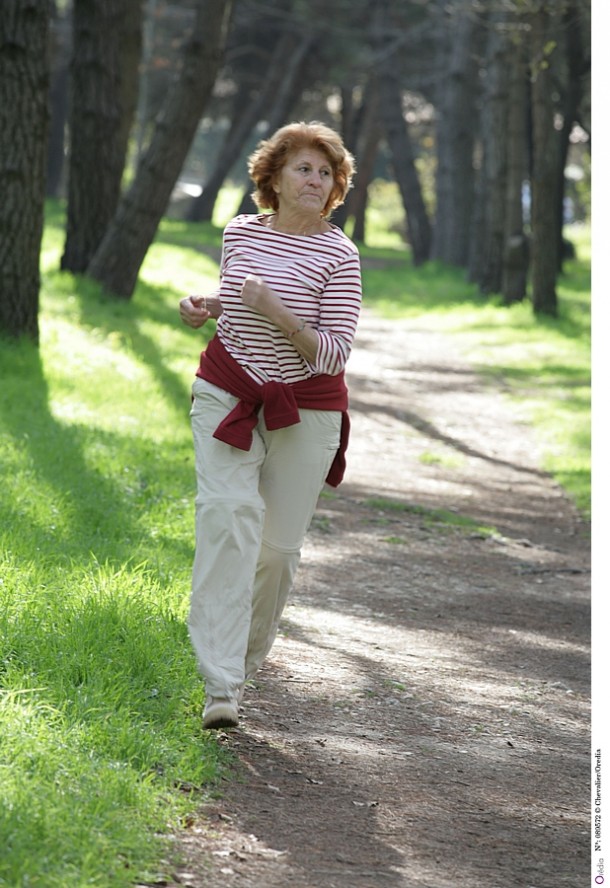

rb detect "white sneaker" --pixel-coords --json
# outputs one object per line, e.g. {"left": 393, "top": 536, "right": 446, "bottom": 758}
{"left": 202, "top": 697, "right": 239, "bottom": 730}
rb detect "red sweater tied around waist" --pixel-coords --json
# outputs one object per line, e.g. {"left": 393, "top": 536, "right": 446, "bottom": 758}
{"left": 196, "top": 334, "right": 350, "bottom": 487}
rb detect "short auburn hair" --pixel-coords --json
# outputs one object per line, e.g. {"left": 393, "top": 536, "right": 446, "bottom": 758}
{"left": 247, "top": 121, "right": 356, "bottom": 218}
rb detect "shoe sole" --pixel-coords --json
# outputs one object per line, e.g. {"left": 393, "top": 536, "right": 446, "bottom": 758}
{"left": 202, "top": 703, "right": 239, "bottom": 731}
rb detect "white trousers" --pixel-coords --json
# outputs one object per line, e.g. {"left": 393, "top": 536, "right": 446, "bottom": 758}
{"left": 188, "top": 377, "right": 341, "bottom": 701}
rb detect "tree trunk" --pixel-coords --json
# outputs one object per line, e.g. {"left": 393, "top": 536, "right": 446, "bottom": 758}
{"left": 350, "top": 116, "right": 381, "bottom": 244}
{"left": 133, "top": 0, "right": 159, "bottom": 170}
{"left": 501, "top": 33, "right": 529, "bottom": 305}
{"left": 554, "top": 1, "right": 587, "bottom": 271}
{"left": 327, "top": 85, "right": 357, "bottom": 232}
{"left": 571, "top": 0, "right": 590, "bottom": 135}
{"left": 116, "top": 0, "right": 144, "bottom": 175}
{"left": 61, "top": 0, "right": 144, "bottom": 273}
{"left": 371, "top": 0, "right": 431, "bottom": 264}
{"left": 47, "top": 2, "right": 71, "bottom": 198}
{"left": 345, "top": 80, "right": 382, "bottom": 242}
{"left": 469, "top": 14, "right": 509, "bottom": 295}
{"left": 376, "top": 68, "right": 431, "bottom": 265}
{"left": 431, "top": 0, "right": 480, "bottom": 266}
{"left": 87, "top": 0, "right": 234, "bottom": 298}
{"left": 529, "top": 4, "right": 561, "bottom": 317}
{"left": 0, "top": 0, "right": 51, "bottom": 343}
{"left": 188, "top": 30, "right": 310, "bottom": 223}
{"left": 332, "top": 78, "right": 378, "bottom": 234}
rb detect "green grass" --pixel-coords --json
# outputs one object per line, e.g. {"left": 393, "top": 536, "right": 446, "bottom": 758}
{"left": 365, "top": 496, "right": 497, "bottom": 538}
{"left": 0, "top": 193, "right": 590, "bottom": 885}
{"left": 0, "top": 203, "right": 225, "bottom": 887}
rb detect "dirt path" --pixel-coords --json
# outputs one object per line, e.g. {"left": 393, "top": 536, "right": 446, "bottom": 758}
{"left": 167, "top": 309, "right": 590, "bottom": 888}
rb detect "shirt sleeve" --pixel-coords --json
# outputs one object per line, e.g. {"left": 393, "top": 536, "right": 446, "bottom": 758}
{"left": 311, "top": 250, "right": 362, "bottom": 376}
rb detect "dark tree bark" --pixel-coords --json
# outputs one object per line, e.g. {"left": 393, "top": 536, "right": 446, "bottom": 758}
{"left": 133, "top": 0, "right": 159, "bottom": 169}
{"left": 350, "top": 116, "right": 382, "bottom": 243}
{"left": 116, "top": 0, "right": 144, "bottom": 173}
{"left": 335, "top": 79, "right": 382, "bottom": 241}
{"left": 469, "top": 14, "right": 510, "bottom": 294}
{"left": 338, "top": 84, "right": 358, "bottom": 154}
{"left": 47, "top": 2, "right": 71, "bottom": 198}
{"left": 372, "top": 0, "right": 431, "bottom": 265}
{"left": 188, "top": 29, "right": 311, "bottom": 223}
{"left": 0, "top": 0, "right": 52, "bottom": 343}
{"left": 87, "top": 0, "right": 234, "bottom": 298}
{"left": 431, "top": 0, "right": 481, "bottom": 266}
{"left": 317, "top": 84, "right": 355, "bottom": 232}
{"left": 331, "top": 79, "right": 376, "bottom": 233}
{"left": 502, "top": 33, "right": 529, "bottom": 305}
{"left": 61, "top": 0, "right": 144, "bottom": 273}
{"left": 553, "top": 0, "right": 589, "bottom": 271}
{"left": 376, "top": 66, "right": 431, "bottom": 264}
{"left": 529, "top": 4, "right": 562, "bottom": 317}
{"left": 571, "top": 0, "right": 590, "bottom": 135}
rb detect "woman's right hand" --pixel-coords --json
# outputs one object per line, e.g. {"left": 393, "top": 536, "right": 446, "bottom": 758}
{"left": 179, "top": 295, "right": 213, "bottom": 328}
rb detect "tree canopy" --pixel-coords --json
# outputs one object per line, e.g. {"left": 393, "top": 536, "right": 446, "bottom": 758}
{"left": 0, "top": 0, "right": 591, "bottom": 339}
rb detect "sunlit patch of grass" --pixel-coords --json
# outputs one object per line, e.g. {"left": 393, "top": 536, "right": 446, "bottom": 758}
{"left": 1, "top": 204, "right": 232, "bottom": 886}
{"left": 0, "top": 554, "right": 230, "bottom": 886}
{"left": 419, "top": 450, "right": 465, "bottom": 468}
{"left": 365, "top": 497, "right": 497, "bottom": 537}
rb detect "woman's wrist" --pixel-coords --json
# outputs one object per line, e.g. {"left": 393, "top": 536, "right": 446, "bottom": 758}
{"left": 287, "top": 319, "right": 307, "bottom": 338}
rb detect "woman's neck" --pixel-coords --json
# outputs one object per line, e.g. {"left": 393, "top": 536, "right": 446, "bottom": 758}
{"left": 268, "top": 213, "right": 327, "bottom": 236}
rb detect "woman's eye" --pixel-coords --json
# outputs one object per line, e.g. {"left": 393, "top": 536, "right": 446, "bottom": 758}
{"left": 296, "top": 165, "right": 331, "bottom": 177}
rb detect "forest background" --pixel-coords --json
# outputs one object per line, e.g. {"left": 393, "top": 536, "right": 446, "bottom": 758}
{"left": 0, "top": 0, "right": 592, "bottom": 338}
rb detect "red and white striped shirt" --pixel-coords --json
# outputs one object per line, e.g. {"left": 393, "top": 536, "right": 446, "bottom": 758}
{"left": 214, "top": 214, "right": 362, "bottom": 384}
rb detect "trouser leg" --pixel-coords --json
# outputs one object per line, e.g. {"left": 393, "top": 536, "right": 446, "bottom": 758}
{"left": 189, "top": 379, "right": 265, "bottom": 701}
{"left": 189, "top": 378, "right": 341, "bottom": 696}
{"left": 245, "top": 407, "right": 341, "bottom": 679}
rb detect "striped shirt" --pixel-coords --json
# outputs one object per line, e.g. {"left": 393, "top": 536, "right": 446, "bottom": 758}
{"left": 214, "top": 214, "right": 362, "bottom": 384}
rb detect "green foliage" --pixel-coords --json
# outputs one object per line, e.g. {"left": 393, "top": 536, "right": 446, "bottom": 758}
{"left": 365, "top": 497, "right": 497, "bottom": 537}
{"left": 0, "top": 203, "right": 226, "bottom": 886}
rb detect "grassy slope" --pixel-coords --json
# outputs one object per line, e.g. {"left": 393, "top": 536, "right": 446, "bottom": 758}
{"left": 0, "top": 206, "right": 225, "bottom": 887}
{"left": 0, "top": 197, "right": 590, "bottom": 886}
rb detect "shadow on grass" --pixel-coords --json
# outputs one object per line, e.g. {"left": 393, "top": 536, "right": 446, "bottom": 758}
{"left": 0, "top": 328, "right": 194, "bottom": 572}
{"left": 62, "top": 273, "right": 210, "bottom": 419}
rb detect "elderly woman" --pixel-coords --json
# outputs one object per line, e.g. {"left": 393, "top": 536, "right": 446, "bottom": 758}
{"left": 179, "top": 121, "right": 362, "bottom": 730}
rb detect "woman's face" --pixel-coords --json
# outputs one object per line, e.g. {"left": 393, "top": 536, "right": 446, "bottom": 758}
{"left": 273, "top": 147, "right": 334, "bottom": 217}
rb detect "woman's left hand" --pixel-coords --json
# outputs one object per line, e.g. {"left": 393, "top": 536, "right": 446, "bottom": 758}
{"left": 240, "top": 273, "right": 318, "bottom": 361}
